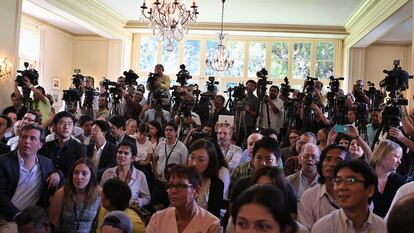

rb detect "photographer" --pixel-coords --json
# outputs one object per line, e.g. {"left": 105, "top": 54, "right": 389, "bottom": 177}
{"left": 154, "top": 64, "right": 171, "bottom": 110}
{"left": 97, "top": 94, "right": 110, "bottom": 120}
{"left": 352, "top": 79, "right": 370, "bottom": 104}
{"left": 81, "top": 76, "right": 99, "bottom": 112}
{"left": 14, "top": 76, "right": 51, "bottom": 125}
{"left": 212, "top": 95, "right": 233, "bottom": 126}
{"left": 240, "top": 80, "right": 260, "bottom": 140}
{"left": 121, "top": 88, "right": 143, "bottom": 123}
{"left": 140, "top": 95, "right": 171, "bottom": 127}
{"left": 260, "top": 85, "right": 284, "bottom": 134}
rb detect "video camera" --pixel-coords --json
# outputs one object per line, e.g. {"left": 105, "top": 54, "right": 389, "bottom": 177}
{"left": 303, "top": 76, "right": 318, "bottom": 106}
{"left": 16, "top": 62, "right": 39, "bottom": 87}
{"left": 256, "top": 68, "right": 273, "bottom": 99}
{"left": 206, "top": 76, "right": 219, "bottom": 93}
{"left": 232, "top": 84, "right": 246, "bottom": 100}
{"left": 62, "top": 89, "right": 82, "bottom": 102}
{"left": 176, "top": 64, "right": 191, "bottom": 86}
{"left": 328, "top": 76, "right": 344, "bottom": 93}
{"left": 380, "top": 60, "right": 412, "bottom": 92}
{"left": 280, "top": 77, "right": 294, "bottom": 99}
{"left": 123, "top": 70, "right": 139, "bottom": 86}
{"left": 71, "top": 69, "right": 84, "bottom": 88}
{"left": 100, "top": 79, "right": 121, "bottom": 96}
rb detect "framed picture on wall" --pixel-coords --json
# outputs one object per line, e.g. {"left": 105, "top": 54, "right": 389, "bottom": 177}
{"left": 52, "top": 79, "right": 60, "bottom": 90}
{"left": 50, "top": 90, "right": 62, "bottom": 110}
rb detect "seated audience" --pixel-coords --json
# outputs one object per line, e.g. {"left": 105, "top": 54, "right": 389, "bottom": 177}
{"left": 217, "top": 123, "right": 242, "bottom": 172}
{"left": 86, "top": 120, "right": 117, "bottom": 181}
{"left": 187, "top": 139, "right": 224, "bottom": 218}
{"left": 7, "top": 111, "right": 41, "bottom": 150}
{"left": 312, "top": 159, "right": 386, "bottom": 233}
{"left": 0, "top": 125, "right": 57, "bottom": 221}
{"left": 387, "top": 192, "right": 414, "bottom": 233}
{"left": 39, "top": 111, "right": 86, "bottom": 183}
{"left": 97, "top": 178, "right": 145, "bottom": 233}
{"left": 287, "top": 143, "right": 320, "bottom": 200}
{"left": 16, "top": 206, "right": 54, "bottom": 233}
{"left": 146, "top": 165, "right": 220, "bottom": 233}
{"left": 284, "top": 132, "right": 317, "bottom": 176}
{"left": 100, "top": 211, "right": 133, "bottom": 233}
{"left": 49, "top": 158, "right": 100, "bottom": 233}
{"left": 298, "top": 144, "right": 351, "bottom": 230}
{"left": 101, "top": 140, "right": 151, "bottom": 207}
{"left": 108, "top": 115, "right": 136, "bottom": 146}
{"left": 77, "top": 115, "right": 94, "bottom": 145}
{"left": 2, "top": 92, "right": 27, "bottom": 120}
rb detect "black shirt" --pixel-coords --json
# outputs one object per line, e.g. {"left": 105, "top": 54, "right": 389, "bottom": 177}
{"left": 373, "top": 172, "right": 406, "bottom": 217}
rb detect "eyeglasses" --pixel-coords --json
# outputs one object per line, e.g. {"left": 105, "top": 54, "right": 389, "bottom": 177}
{"left": 166, "top": 183, "right": 193, "bottom": 190}
{"left": 301, "top": 154, "right": 318, "bottom": 161}
{"left": 332, "top": 177, "right": 365, "bottom": 185}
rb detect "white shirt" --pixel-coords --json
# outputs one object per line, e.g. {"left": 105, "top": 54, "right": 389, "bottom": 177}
{"left": 154, "top": 139, "right": 188, "bottom": 179}
{"left": 298, "top": 183, "right": 338, "bottom": 230}
{"left": 136, "top": 139, "right": 153, "bottom": 161}
{"left": 384, "top": 181, "right": 414, "bottom": 221}
{"left": 311, "top": 209, "right": 386, "bottom": 233}
{"left": 101, "top": 166, "right": 151, "bottom": 207}
{"left": 221, "top": 144, "right": 243, "bottom": 172}
{"left": 7, "top": 135, "right": 19, "bottom": 151}
{"left": 92, "top": 142, "right": 106, "bottom": 168}
{"left": 11, "top": 152, "right": 43, "bottom": 210}
{"left": 260, "top": 98, "right": 284, "bottom": 133}
{"left": 219, "top": 166, "right": 230, "bottom": 199}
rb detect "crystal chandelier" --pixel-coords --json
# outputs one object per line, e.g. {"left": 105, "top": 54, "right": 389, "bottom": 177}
{"left": 140, "top": 0, "right": 199, "bottom": 52}
{"left": 206, "top": 0, "right": 234, "bottom": 72}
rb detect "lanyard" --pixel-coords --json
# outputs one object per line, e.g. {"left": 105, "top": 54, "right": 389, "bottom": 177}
{"left": 324, "top": 193, "right": 340, "bottom": 209}
{"left": 339, "top": 210, "right": 372, "bottom": 233}
{"left": 73, "top": 201, "right": 87, "bottom": 231}
{"left": 164, "top": 140, "right": 178, "bottom": 169}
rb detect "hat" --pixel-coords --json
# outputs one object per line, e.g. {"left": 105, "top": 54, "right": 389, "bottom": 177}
{"left": 101, "top": 211, "right": 132, "bottom": 233}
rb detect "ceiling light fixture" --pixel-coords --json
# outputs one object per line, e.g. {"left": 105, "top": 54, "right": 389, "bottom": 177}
{"left": 140, "top": 0, "right": 199, "bottom": 52}
{"left": 205, "top": 0, "right": 234, "bottom": 73}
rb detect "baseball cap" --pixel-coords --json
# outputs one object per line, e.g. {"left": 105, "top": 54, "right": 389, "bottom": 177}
{"left": 101, "top": 211, "right": 132, "bottom": 233}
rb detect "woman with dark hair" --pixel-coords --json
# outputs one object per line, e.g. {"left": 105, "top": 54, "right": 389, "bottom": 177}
{"left": 49, "top": 157, "right": 100, "bottom": 233}
{"left": 316, "top": 128, "right": 329, "bottom": 150}
{"left": 146, "top": 165, "right": 221, "bottom": 233}
{"left": 187, "top": 139, "right": 224, "bottom": 218}
{"left": 101, "top": 140, "right": 151, "bottom": 207}
{"left": 148, "top": 120, "right": 164, "bottom": 151}
{"left": 232, "top": 184, "right": 298, "bottom": 233}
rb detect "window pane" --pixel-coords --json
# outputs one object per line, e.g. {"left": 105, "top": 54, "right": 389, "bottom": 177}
{"left": 139, "top": 36, "right": 158, "bottom": 72}
{"left": 183, "top": 40, "right": 201, "bottom": 75}
{"left": 248, "top": 42, "right": 266, "bottom": 77}
{"left": 316, "top": 42, "right": 334, "bottom": 79}
{"left": 162, "top": 40, "right": 179, "bottom": 74}
{"left": 293, "top": 42, "right": 311, "bottom": 79}
{"left": 226, "top": 41, "right": 245, "bottom": 77}
{"left": 205, "top": 40, "right": 219, "bottom": 76}
{"left": 271, "top": 42, "right": 288, "bottom": 79}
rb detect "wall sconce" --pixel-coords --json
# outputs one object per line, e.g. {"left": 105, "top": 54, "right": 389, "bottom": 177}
{"left": 0, "top": 58, "right": 12, "bottom": 78}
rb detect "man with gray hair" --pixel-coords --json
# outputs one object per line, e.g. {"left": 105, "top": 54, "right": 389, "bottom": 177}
{"left": 286, "top": 143, "right": 320, "bottom": 199}
{"left": 217, "top": 123, "right": 242, "bottom": 172}
{"left": 284, "top": 131, "right": 318, "bottom": 176}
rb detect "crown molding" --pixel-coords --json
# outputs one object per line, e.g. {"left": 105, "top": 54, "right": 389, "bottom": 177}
{"left": 343, "top": 0, "right": 410, "bottom": 48}
{"left": 29, "top": 0, "right": 132, "bottom": 40}
{"left": 126, "top": 21, "right": 348, "bottom": 36}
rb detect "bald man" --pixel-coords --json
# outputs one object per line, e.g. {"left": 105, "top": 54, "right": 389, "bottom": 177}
{"left": 240, "top": 133, "right": 263, "bottom": 164}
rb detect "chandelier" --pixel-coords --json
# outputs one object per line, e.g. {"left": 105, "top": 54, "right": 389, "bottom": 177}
{"left": 205, "top": 0, "right": 234, "bottom": 72}
{"left": 140, "top": 0, "right": 199, "bottom": 52}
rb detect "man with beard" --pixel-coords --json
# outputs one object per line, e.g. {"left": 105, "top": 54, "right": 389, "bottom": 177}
{"left": 217, "top": 123, "right": 242, "bottom": 172}
{"left": 260, "top": 85, "right": 284, "bottom": 133}
{"left": 287, "top": 143, "right": 320, "bottom": 200}
{"left": 366, "top": 109, "right": 381, "bottom": 146}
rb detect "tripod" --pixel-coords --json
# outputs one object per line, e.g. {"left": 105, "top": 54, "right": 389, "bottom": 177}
{"left": 110, "top": 95, "right": 122, "bottom": 117}
{"left": 22, "top": 86, "right": 33, "bottom": 110}
{"left": 225, "top": 89, "right": 235, "bottom": 113}
{"left": 371, "top": 103, "right": 402, "bottom": 149}
{"left": 256, "top": 97, "right": 271, "bottom": 130}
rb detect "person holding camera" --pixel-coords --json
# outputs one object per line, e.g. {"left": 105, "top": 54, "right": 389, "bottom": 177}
{"left": 352, "top": 80, "right": 370, "bottom": 104}
{"left": 237, "top": 80, "right": 259, "bottom": 146}
{"left": 14, "top": 77, "right": 51, "bottom": 125}
{"left": 260, "top": 85, "right": 284, "bottom": 134}
{"left": 97, "top": 94, "right": 110, "bottom": 121}
{"left": 121, "top": 89, "right": 143, "bottom": 123}
{"left": 154, "top": 64, "right": 171, "bottom": 110}
{"left": 140, "top": 96, "right": 171, "bottom": 128}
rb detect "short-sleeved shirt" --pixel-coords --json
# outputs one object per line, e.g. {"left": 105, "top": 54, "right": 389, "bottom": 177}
{"left": 154, "top": 139, "right": 188, "bottom": 179}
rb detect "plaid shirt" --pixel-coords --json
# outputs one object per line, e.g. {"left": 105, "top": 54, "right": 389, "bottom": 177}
{"left": 229, "top": 161, "right": 253, "bottom": 199}
{"left": 284, "top": 156, "right": 301, "bottom": 176}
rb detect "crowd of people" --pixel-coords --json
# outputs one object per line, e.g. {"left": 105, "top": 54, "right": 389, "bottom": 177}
{"left": 2, "top": 64, "right": 414, "bottom": 233}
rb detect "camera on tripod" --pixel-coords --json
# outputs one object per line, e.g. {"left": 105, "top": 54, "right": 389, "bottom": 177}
{"left": 328, "top": 76, "right": 344, "bottom": 93}
{"left": 206, "top": 76, "right": 219, "bottom": 93}
{"left": 280, "top": 77, "right": 294, "bottom": 99}
{"left": 303, "top": 76, "right": 318, "bottom": 106}
{"left": 256, "top": 68, "right": 273, "bottom": 99}
{"left": 71, "top": 69, "right": 84, "bottom": 88}
{"left": 62, "top": 89, "right": 82, "bottom": 103}
{"left": 380, "top": 60, "right": 413, "bottom": 92}
{"left": 232, "top": 84, "right": 246, "bottom": 100}
{"left": 176, "top": 64, "right": 191, "bottom": 86}
{"left": 16, "top": 62, "right": 39, "bottom": 87}
{"left": 100, "top": 79, "right": 121, "bottom": 96}
{"left": 123, "top": 70, "right": 139, "bottom": 86}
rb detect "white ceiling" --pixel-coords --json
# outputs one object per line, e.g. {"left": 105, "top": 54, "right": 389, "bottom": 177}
{"left": 22, "top": 0, "right": 94, "bottom": 34}
{"left": 99, "top": 0, "right": 364, "bottom": 26}
{"left": 378, "top": 17, "right": 413, "bottom": 43}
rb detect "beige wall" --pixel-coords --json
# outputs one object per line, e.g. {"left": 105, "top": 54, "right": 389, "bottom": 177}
{"left": 0, "top": 0, "right": 22, "bottom": 110}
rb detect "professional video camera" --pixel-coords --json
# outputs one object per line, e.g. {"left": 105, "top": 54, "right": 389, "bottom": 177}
{"left": 380, "top": 60, "right": 412, "bottom": 92}
{"left": 100, "top": 79, "right": 120, "bottom": 95}
{"left": 256, "top": 68, "right": 273, "bottom": 100}
{"left": 233, "top": 84, "right": 246, "bottom": 100}
{"left": 123, "top": 70, "right": 139, "bottom": 86}
{"left": 303, "top": 76, "right": 318, "bottom": 106}
{"left": 146, "top": 72, "right": 160, "bottom": 92}
{"left": 176, "top": 64, "right": 191, "bottom": 86}
{"left": 16, "top": 62, "right": 39, "bottom": 87}
{"left": 206, "top": 76, "right": 219, "bottom": 93}
{"left": 62, "top": 89, "right": 82, "bottom": 103}
{"left": 328, "top": 76, "right": 343, "bottom": 93}
{"left": 71, "top": 69, "right": 84, "bottom": 88}
{"left": 280, "top": 77, "right": 295, "bottom": 99}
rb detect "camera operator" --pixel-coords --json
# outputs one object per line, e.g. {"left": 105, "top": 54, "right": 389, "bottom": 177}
{"left": 121, "top": 88, "right": 143, "bottom": 123}
{"left": 366, "top": 109, "right": 382, "bottom": 146}
{"left": 239, "top": 80, "right": 260, "bottom": 142}
{"left": 14, "top": 76, "right": 51, "bottom": 125}
{"left": 212, "top": 95, "right": 233, "bottom": 126}
{"left": 260, "top": 85, "right": 284, "bottom": 134}
{"left": 97, "top": 94, "right": 110, "bottom": 120}
{"left": 140, "top": 95, "right": 171, "bottom": 127}
{"left": 352, "top": 79, "right": 370, "bottom": 104}
{"left": 81, "top": 76, "right": 99, "bottom": 111}
{"left": 154, "top": 64, "right": 171, "bottom": 110}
